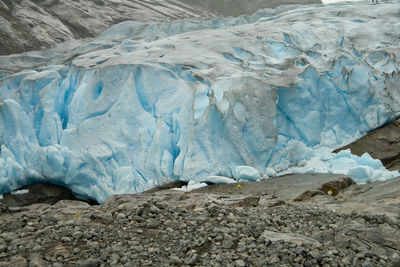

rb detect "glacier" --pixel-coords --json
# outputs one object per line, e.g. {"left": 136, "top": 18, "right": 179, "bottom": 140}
{"left": 1, "top": 2, "right": 400, "bottom": 202}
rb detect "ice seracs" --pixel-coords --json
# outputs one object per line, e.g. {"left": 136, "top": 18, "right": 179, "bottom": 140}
{"left": 1, "top": 2, "right": 400, "bottom": 202}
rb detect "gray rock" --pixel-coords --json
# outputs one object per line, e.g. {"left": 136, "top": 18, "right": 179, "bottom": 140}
{"left": 0, "top": 232, "right": 17, "bottom": 242}
{"left": 222, "top": 238, "right": 235, "bottom": 249}
{"left": 185, "top": 251, "right": 198, "bottom": 265}
{"left": 72, "top": 231, "right": 83, "bottom": 239}
{"left": 149, "top": 205, "right": 160, "bottom": 214}
{"left": 30, "top": 257, "right": 49, "bottom": 267}
{"left": 79, "top": 258, "right": 100, "bottom": 267}
{"left": 170, "top": 255, "right": 182, "bottom": 264}
{"left": 310, "top": 250, "right": 323, "bottom": 262}
{"left": 32, "top": 245, "right": 42, "bottom": 252}
{"left": 261, "top": 230, "right": 320, "bottom": 246}
{"left": 116, "top": 213, "right": 126, "bottom": 220}
{"left": 235, "top": 259, "right": 246, "bottom": 267}
{"left": 61, "top": 237, "right": 71, "bottom": 243}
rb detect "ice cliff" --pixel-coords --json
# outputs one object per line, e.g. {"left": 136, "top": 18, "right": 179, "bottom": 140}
{"left": 1, "top": 2, "right": 400, "bottom": 202}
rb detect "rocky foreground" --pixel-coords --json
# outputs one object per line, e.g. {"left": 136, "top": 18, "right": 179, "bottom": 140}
{"left": 0, "top": 174, "right": 399, "bottom": 267}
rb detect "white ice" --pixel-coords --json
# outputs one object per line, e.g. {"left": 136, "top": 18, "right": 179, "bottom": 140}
{"left": 173, "top": 180, "right": 208, "bottom": 192}
{"left": 0, "top": 2, "right": 400, "bottom": 202}
{"left": 10, "top": 189, "right": 29, "bottom": 195}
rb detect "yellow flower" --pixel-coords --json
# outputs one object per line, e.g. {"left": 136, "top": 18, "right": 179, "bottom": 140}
{"left": 328, "top": 189, "right": 334, "bottom": 196}
{"left": 237, "top": 184, "right": 242, "bottom": 189}
{"left": 75, "top": 212, "right": 81, "bottom": 217}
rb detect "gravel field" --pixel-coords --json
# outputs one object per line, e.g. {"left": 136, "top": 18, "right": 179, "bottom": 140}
{"left": 1, "top": 174, "right": 399, "bottom": 267}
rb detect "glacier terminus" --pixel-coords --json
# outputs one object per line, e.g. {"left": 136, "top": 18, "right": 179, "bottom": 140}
{"left": 1, "top": 1, "right": 400, "bottom": 203}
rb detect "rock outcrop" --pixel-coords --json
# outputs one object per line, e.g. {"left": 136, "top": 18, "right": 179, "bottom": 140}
{"left": 0, "top": 0, "right": 214, "bottom": 55}
{"left": 336, "top": 118, "right": 400, "bottom": 170}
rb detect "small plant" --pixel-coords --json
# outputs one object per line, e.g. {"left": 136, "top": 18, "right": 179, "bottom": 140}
{"left": 328, "top": 189, "right": 334, "bottom": 196}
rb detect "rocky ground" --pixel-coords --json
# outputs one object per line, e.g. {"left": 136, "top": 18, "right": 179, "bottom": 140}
{"left": 0, "top": 173, "right": 399, "bottom": 267}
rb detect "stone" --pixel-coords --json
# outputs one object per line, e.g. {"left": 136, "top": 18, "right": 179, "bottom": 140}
{"left": 30, "top": 257, "right": 50, "bottom": 267}
{"left": 170, "top": 256, "right": 182, "bottom": 264}
{"left": 149, "top": 205, "right": 160, "bottom": 214}
{"left": 185, "top": 251, "right": 198, "bottom": 265}
{"left": 236, "top": 259, "right": 246, "bottom": 267}
{"left": 79, "top": 258, "right": 100, "bottom": 267}
{"left": 116, "top": 213, "right": 126, "bottom": 220}
{"left": 310, "top": 250, "right": 323, "bottom": 262}
{"left": 0, "top": 232, "right": 17, "bottom": 242}
{"left": 72, "top": 231, "right": 83, "bottom": 239}
{"left": 222, "top": 238, "right": 235, "bottom": 249}
{"left": 32, "top": 245, "right": 42, "bottom": 252}
{"left": 261, "top": 230, "right": 320, "bottom": 246}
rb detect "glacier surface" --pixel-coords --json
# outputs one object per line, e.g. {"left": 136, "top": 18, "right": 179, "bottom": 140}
{"left": 1, "top": 2, "right": 400, "bottom": 202}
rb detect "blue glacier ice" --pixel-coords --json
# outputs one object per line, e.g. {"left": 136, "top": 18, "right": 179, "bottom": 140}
{"left": 1, "top": 2, "right": 400, "bottom": 202}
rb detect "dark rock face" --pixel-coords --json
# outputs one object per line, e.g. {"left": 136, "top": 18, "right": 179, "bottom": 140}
{"left": 294, "top": 177, "right": 356, "bottom": 201}
{"left": 0, "top": 183, "right": 98, "bottom": 207}
{"left": 0, "top": 0, "right": 214, "bottom": 55}
{"left": 335, "top": 118, "right": 400, "bottom": 170}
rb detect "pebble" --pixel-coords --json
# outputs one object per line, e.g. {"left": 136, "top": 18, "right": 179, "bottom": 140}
{"left": 310, "top": 250, "right": 323, "bottom": 262}
{"left": 185, "top": 251, "right": 198, "bottom": 265}
{"left": 222, "top": 238, "right": 234, "bottom": 249}
{"left": 72, "top": 231, "right": 83, "bottom": 239}
{"left": 116, "top": 213, "right": 126, "bottom": 220}
{"left": 0, "top": 232, "right": 17, "bottom": 242}
{"left": 170, "top": 255, "right": 182, "bottom": 264}
{"left": 236, "top": 259, "right": 246, "bottom": 266}
{"left": 32, "top": 244, "right": 42, "bottom": 252}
